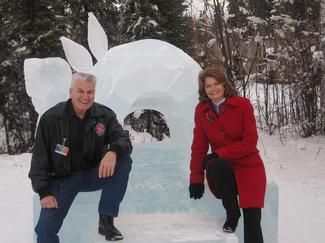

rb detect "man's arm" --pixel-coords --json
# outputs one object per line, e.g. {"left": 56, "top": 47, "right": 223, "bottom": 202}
{"left": 28, "top": 115, "right": 52, "bottom": 200}
{"left": 99, "top": 113, "right": 132, "bottom": 178}
{"left": 102, "top": 114, "right": 132, "bottom": 160}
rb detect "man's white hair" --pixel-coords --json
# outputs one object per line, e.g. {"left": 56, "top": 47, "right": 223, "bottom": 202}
{"left": 71, "top": 72, "right": 97, "bottom": 88}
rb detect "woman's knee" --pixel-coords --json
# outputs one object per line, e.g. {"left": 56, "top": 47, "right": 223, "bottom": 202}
{"left": 206, "top": 158, "right": 232, "bottom": 178}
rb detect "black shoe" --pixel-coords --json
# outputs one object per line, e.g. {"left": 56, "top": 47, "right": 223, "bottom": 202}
{"left": 98, "top": 214, "right": 123, "bottom": 241}
{"left": 222, "top": 218, "right": 239, "bottom": 233}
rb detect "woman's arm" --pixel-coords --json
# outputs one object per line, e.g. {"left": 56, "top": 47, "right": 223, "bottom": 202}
{"left": 190, "top": 107, "right": 209, "bottom": 184}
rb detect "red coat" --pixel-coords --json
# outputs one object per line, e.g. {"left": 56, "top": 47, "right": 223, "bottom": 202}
{"left": 190, "top": 96, "right": 266, "bottom": 208}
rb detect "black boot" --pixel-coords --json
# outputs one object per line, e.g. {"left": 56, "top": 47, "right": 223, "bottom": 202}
{"left": 222, "top": 216, "right": 240, "bottom": 233}
{"left": 222, "top": 207, "right": 241, "bottom": 233}
{"left": 98, "top": 214, "right": 123, "bottom": 241}
{"left": 206, "top": 158, "right": 241, "bottom": 233}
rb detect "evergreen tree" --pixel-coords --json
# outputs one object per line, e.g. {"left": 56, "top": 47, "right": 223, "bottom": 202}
{"left": 0, "top": 0, "right": 66, "bottom": 153}
{"left": 62, "top": 0, "right": 120, "bottom": 49}
{"left": 321, "top": 0, "right": 325, "bottom": 134}
{"left": 248, "top": 0, "right": 272, "bottom": 19}
{"left": 227, "top": 0, "right": 249, "bottom": 29}
{"left": 153, "top": 0, "right": 190, "bottom": 51}
{"left": 119, "top": 0, "right": 191, "bottom": 50}
{"left": 119, "top": 0, "right": 163, "bottom": 42}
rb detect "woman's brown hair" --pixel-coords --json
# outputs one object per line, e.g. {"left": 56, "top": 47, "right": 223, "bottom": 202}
{"left": 198, "top": 67, "right": 238, "bottom": 102}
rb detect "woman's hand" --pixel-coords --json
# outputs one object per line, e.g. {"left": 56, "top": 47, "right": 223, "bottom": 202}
{"left": 189, "top": 183, "right": 205, "bottom": 199}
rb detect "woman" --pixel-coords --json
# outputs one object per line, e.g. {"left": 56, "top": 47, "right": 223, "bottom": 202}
{"left": 189, "top": 67, "right": 266, "bottom": 243}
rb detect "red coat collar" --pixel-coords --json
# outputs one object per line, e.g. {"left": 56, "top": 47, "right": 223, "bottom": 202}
{"left": 198, "top": 96, "right": 239, "bottom": 113}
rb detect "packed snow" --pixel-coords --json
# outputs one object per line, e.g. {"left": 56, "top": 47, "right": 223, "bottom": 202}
{"left": 0, "top": 132, "right": 324, "bottom": 242}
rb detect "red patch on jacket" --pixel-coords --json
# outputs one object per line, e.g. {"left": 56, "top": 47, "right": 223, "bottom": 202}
{"left": 95, "top": 123, "right": 105, "bottom": 136}
{"left": 205, "top": 112, "right": 214, "bottom": 123}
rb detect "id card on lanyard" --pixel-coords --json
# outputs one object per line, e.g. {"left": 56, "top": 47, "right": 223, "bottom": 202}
{"left": 55, "top": 138, "right": 69, "bottom": 156}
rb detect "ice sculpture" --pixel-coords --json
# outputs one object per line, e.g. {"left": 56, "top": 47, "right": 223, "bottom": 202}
{"left": 24, "top": 58, "right": 71, "bottom": 117}
{"left": 27, "top": 12, "right": 278, "bottom": 243}
{"left": 33, "top": 144, "right": 278, "bottom": 243}
{"left": 24, "top": 12, "right": 201, "bottom": 147}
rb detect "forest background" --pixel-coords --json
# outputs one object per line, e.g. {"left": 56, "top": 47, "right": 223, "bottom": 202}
{"left": 0, "top": 0, "right": 324, "bottom": 154}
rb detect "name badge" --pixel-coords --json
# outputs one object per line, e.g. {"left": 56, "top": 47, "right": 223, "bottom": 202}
{"left": 55, "top": 144, "right": 69, "bottom": 156}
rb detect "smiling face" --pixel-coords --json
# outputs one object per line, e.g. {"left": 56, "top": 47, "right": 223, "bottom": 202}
{"left": 204, "top": 76, "right": 225, "bottom": 103}
{"left": 70, "top": 79, "right": 96, "bottom": 118}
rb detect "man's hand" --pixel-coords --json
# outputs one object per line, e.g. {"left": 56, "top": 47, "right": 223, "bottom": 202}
{"left": 189, "top": 183, "right": 205, "bottom": 199}
{"left": 40, "top": 195, "right": 58, "bottom": 208}
{"left": 99, "top": 151, "right": 117, "bottom": 178}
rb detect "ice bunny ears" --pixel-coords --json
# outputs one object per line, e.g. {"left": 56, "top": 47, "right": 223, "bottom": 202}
{"left": 24, "top": 12, "right": 107, "bottom": 116}
{"left": 60, "top": 12, "right": 107, "bottom": 72}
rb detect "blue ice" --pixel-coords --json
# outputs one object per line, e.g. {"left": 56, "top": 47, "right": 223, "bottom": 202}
{"left": 33, "top": 142, "right": 278, "bottom": 243}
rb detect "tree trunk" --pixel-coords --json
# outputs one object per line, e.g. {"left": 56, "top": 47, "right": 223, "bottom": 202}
{"left": 321, "top": 0, "right": 325, "bottom": 134}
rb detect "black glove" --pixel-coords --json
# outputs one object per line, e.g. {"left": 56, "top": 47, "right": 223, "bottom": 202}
{"left": 189, "top": 183, "right": 204, "bottom": 199}
{"left": 202, "top": 153, "right": 219, "bottom": 169}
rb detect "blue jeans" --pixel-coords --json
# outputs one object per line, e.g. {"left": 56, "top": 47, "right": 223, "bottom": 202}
{"left": 35, "top": 156, "right": 132, "bottom": 243}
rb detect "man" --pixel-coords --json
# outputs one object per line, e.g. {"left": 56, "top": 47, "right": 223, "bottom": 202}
{"left": 29, "top": 72, "right": 132, "bottom": 242}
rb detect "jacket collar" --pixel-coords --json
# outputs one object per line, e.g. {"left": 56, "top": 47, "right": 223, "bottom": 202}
{"left": 199, "top": 96, "right": 239, "bottom": 112}
{"left": 50, "top": 99, "right": 106, "bottom": 118}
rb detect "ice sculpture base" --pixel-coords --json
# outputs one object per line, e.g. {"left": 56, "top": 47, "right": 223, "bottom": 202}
{"left": 33, "top": 193, "right": 238, "bottom": 242}
{"left": 33, "top": 143, "right": 277, "bottom": 243}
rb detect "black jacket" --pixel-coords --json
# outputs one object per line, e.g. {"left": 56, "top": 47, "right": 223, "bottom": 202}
{"left": 28, "top": 100, "right": 132, "bottom": 198}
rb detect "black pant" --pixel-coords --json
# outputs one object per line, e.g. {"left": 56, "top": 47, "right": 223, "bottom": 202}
{"left": 207, "top": 158, "right": 263, "bottom": 243}
{"left": 243, "top": 208, "right": 263, "bottom": 243}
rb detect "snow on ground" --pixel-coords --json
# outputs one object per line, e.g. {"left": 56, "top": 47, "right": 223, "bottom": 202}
{"left": 0, "top": 132, "right": 324, "bottom": 243}
{"left": 124, "top": 125, "right": 162, "bottom": 144}
{"left": 258, "top": 133, "right": 325, "bottom": 243}
{"left": 116, "top": 214, "right": 237, "bottom": 243}
{"left": 0, "top": 153, "right": 34, "bottom": 242}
